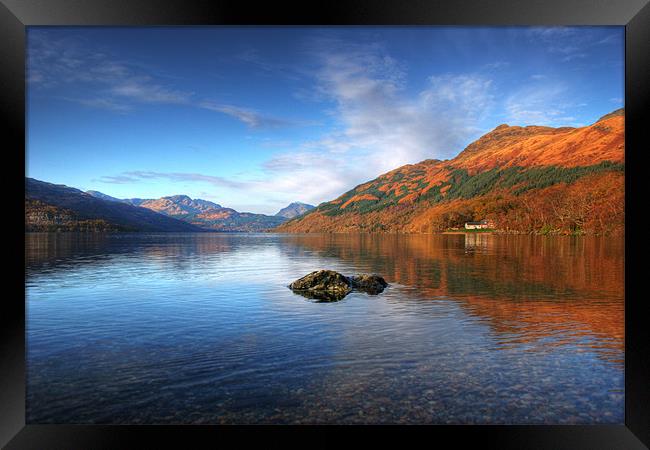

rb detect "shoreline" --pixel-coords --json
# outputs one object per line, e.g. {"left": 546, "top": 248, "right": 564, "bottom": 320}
{"left": 24, "top": 229, "right": 624, "bottom": 237}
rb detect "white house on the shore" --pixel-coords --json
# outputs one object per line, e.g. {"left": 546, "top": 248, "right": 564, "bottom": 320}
{"left": 465, "top": 219, "right": 490, "bottom": 230}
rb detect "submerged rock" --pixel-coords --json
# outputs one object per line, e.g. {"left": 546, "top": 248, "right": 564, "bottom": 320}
{"left": 290, "top": 287, "right": 350, "bottom": 303}
{"left": 288, "top": 270, "right": 351, "bottom": 302}
{"left": 288, "top": 270, "right": 387, "bottom": 302}
{"left": 350, "top": 274, "right": 388, "bottom": 295}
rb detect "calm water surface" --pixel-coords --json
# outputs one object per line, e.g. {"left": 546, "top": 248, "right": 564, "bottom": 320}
{"left": 25, "top": 232, "right": 624, "bottom": 424}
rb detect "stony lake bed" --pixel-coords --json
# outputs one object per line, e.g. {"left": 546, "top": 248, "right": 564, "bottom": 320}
{"left": 25, "top": 232, "right": 624, "bottom": 424}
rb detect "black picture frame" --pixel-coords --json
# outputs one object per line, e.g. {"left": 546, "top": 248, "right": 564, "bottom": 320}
{"left": 2, "top": 1, "right": 649, "bottom": 448}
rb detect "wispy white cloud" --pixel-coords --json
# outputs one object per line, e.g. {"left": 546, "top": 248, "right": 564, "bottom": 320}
{"left": 483, "top": 61, "right": 510, "bottom": 70}
{"left": 596, "top": 34, "right": 621, "bottom": 45}
{"left": 274, "top": 39, "right": 495, "bottom": 197}
{"left": 93, "top": 174, "right": 135, "bottom": 185}
{"left": 526, "top": 26, "right": 622, "bottom": 64}
{"left": 97, "top": 171, "right": 249, "bottom": 190}
{"left": 235, "top": 47, "right": 303, "bottom": 81}
{"left": 560, "top": 53, "right": 587, "bottom": 62}
{"left": 504, "top": 83, "right": 581, "bottom": 126}
{"left": 199, "top": 101, "right": 299, "bottom": 129}
{"left": 260, "top": 152, "right": 354, "bottom": 205}
{"left": 109, "top": 78, "right": 191, "bottom": 104}
{"left": 62, "top": 96, "right": 132, "bottom": 112}
{"left": 28, "top": 32, "right": 193, "bottom": 107}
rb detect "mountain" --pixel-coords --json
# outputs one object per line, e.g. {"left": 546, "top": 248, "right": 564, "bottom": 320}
{"left": 26, "top": 178, "right": 202, "bottom": 232}
{"left": 26, "top": 198, "right": 127, "bottom": 232}
{"left": 275, "top": 202, "right": 315, "bottom": 219}
{"left": 276, "top": 109, "right": 625, "bottom": 235}
{"left": 85, "top": 190, "right": 124, "bottom": 203}
{"left": 86, "top": 193, "right": 285, "bottom": 232}
{"left": 84, "top": 191, "right": 315, "bottom": 232}
{"left": 138, "top": 196, "right": 286, "bottom": 231}
{"left": 124, "top": 195, "right": 223, "bottom": 216}
{"left": 126, "top": 195, "right": 285, "bottom": 231}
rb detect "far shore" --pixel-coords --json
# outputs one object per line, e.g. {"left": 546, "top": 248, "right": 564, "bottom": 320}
{"left": 442, "top": 230, "right": 496, "bottom": 235}
{"left": 25, "top": 229, "right": 624, "bottom": 237}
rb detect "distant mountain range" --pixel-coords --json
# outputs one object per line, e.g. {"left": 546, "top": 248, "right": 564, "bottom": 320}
{"left": 26, "top": 179, "right": 315, "bottom": 232}
{"left": 277, "top": 108, "right": 625, "bottom": 235}
{"left": 82, "top": 192, "right": 313, "bottom": 232}
{"left": 26, "top": 178, "right": 201, "bottom": 232}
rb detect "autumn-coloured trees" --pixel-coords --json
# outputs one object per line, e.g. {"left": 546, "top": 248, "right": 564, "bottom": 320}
{"left": 277, "top": 110, "right": 625, "bottom": 236}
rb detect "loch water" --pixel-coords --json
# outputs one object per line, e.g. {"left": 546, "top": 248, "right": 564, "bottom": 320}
{"left": 25, "top": 232, "right": 624, "bottom": 424}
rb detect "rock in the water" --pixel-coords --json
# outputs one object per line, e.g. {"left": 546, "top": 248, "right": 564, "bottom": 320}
{"left": 350, "top": 274, "right": 388, "bottom": 295}
{"left": 289, "top": 270, "right": 388, "bottom": 301}
{"left": 290, "top": 288, "right": 349, "bottom": 303}
{"left": 288, "top": 270, "right": 352, "bottom": 302}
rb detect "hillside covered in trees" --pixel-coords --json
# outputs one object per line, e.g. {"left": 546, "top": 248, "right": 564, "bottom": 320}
{"left": 25, "top": 178, "right": 202, "bottom": 232}
{"left": 276, "top": 109, "right": 624, "bottom": 235}
{"left": 25, "top": 198, "right": 129, "bottom": 232}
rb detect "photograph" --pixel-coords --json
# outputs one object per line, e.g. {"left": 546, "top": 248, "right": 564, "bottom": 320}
{"left": 24, "top": 25, "right": 626, "bottom": 426}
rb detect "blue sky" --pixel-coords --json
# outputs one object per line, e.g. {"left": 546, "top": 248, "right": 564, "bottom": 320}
{"left": 26, "top": 26, "right": 624, "bottom": 215}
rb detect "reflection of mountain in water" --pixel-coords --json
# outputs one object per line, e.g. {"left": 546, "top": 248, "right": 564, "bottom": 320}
{"left": 279, "top": 233, "right": 624, "bottom": 366}
{"left": 25, "top": 232, "right": 624, "bottom": 424}
{"left": 26, "top": 232, "right": 624, "bottom": 367}
{"left": 26, "top": 233, "right": 234, "bottom": 279}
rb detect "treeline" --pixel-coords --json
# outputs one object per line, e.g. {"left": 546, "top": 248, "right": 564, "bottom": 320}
{"left": 281, "top": 170, "right": 624, "bottom": 235}
{"left": 413, "top": 172, "right": 624, "bottom": 235}
{"left": 443, "top": 161, "right": 624, "bottom": 199}
{"left": 314, "top": 161, "right": 624, "bottom": 222}
{"left": 25, "top": 198, "right": 127, "bottom": 232}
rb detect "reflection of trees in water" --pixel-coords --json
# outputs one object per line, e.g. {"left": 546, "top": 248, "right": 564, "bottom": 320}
{"left": 26, "top": 233, "right": 116, "bottom": 273}
{"left": 280, "top": 233, "right": 624, "bottom": 365}
{"left": 456, "top": 293, "right": 623, "bottom": 366}
{"left": 26, "top": 232, "right": 624, "bottom": 365}
{"left": 280, "top": 233, "right": 623, "bottom": 298}
{"left": 25, "top": 233, "right": 236, "bottom": 277}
